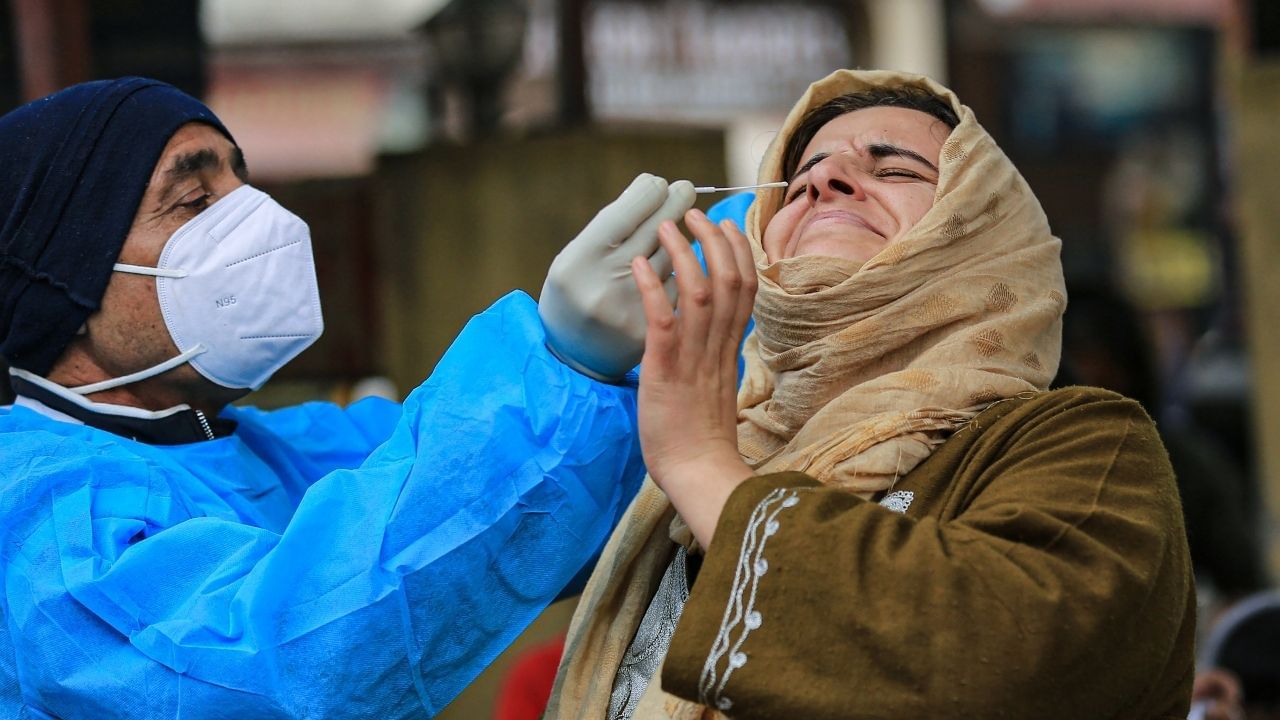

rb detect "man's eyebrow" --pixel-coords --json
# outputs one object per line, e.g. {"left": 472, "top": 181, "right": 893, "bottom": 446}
{"left": 231, "top": 147, "right": 249, "bottom": 182}
{"left": 157, "top": 146, "right": 250, "bottom": 203}
{"left": 866, "top": 143, "right": 939, "bottom": 174}
{"left": 166, "top": 148, "right": 221, "bottom": 180}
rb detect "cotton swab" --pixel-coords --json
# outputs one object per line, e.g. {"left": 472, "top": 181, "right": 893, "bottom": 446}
{"left": 693, "top": 180, "right": 788, "bottom": 194}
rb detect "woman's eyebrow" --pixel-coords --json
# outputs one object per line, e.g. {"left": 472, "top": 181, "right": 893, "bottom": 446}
{"left": 867, "top": 143, "right": 939, "bottom": 173}
{"left": 789, "top": 152, "right": 830, "bottom": 184}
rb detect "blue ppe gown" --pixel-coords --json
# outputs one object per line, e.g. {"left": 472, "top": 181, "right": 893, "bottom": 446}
{"left": 0, "top": 292, "right": 645, "bottom": 719}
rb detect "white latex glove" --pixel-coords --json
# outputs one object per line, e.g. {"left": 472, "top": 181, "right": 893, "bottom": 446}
{"left": 539, "top": 173, "right": 696, "bottom": 382}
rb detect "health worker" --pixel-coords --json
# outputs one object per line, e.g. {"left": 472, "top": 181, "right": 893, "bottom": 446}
{"left": 0, "top": 76, "right": 694, "bottom": 719}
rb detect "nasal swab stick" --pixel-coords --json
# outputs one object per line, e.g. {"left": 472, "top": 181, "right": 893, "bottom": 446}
{"left": 693, "top": 180, "right": 788, "bottom": 194}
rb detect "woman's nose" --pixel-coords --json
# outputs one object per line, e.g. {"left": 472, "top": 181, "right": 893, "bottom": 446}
{"left": 806, "top": 155, "right": 863, "bottom": 202}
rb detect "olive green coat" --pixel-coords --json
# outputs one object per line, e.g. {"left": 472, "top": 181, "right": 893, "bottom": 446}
{"left": 662, "top": 387, "right": 1195, "bottom": 719}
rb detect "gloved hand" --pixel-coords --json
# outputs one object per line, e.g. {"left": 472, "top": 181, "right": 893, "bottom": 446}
{"left": 539, "top": 173, "right": 696, "bottom": 382}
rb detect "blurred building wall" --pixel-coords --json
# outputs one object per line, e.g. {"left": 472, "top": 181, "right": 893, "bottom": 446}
{"left": 372, "top": 126, "right": 727, "bottom": 396}
{"left": 867, "top": 0, "right": 947, "bottom": 81}
{"left": 262, "top": 178, "right": 384, "bottom": 386}
{"left": 1234, "top": 59, "right": 1280, "bottom": 578}
{"left": 0, "top": 8, "right": 18, "bottom": 111}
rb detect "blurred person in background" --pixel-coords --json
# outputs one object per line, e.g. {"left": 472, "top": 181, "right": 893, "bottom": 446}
{"left": 1195, "top": 591, "right": 1280, "bottom": 720}
{"left": 547, "top": 69, "right": 1195, "bottom": 719}
{"left": 0, "top": 76, "right": 694, "bottom": 719}
{"left": 492, "top": 634, "right": 567, "bottom": 720}
{"left": 1054, "top": 284, "right": 1268, "bottom": 602}
{"left": 1190, "top": 669, "right": 1246, "bottom": 720}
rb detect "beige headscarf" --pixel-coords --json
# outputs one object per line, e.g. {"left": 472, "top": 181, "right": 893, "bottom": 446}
{"left": 546, "top": 68, "right": 1065, "bottom": 719}
{"left": 737, "top": 68, "right": 1063, "bottom": 494}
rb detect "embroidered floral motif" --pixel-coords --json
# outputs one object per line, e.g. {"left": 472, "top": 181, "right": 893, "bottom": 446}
{"left": 698, "top": 487, "right": 802, "bottom": 711}
{"left": 879, "top": 490, "right": 915, "bottom": 514}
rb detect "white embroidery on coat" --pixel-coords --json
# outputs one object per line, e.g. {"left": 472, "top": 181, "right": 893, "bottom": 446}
{"left": 698, "top": 487, "right": 802, "bottom": 711}
{"left": 878, "top": 490, "right": 915, "bottom": 514}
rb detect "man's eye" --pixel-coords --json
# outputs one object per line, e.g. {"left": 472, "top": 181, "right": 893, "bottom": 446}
{"left": 180, "top": 193, "right": 213, "bottom": 210}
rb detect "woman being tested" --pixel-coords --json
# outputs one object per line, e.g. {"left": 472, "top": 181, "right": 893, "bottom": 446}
{"left": 547, "top": 69, "right": 1196, "bottom": 719}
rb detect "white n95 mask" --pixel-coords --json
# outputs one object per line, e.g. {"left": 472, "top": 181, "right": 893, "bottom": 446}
{"left": 72, "top": 185, "right": 324, "bottom": 395}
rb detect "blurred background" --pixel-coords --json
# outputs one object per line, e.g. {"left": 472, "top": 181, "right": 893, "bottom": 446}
{"left": 2, "top": 0, "right": 1278, "bottom": 716}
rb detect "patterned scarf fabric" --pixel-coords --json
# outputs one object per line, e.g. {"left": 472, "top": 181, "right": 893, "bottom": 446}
{"left": 546, "top": 68, "right": 1066, "bottom": 719}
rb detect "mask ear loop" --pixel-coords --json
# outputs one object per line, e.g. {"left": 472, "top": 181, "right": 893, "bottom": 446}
{"left": 68, "top": 344, "right": 208, "bottom": 395}
{"left": 70, "top": 263, "right": 203, "bottom": 392}
{"left": 112, "top": 263, "right": 188, "bottom": 278}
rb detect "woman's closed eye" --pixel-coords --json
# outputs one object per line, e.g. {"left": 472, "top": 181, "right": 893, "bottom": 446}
{"left": 874, "top": 168, "right": 924, "bottom": 180}
{"left": 785, "top": 168, "right": 922, "bottom": 203}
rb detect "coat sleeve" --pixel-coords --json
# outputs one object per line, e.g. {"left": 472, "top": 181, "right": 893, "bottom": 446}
{"left": 224, "top": 394, "right": 405, "bottom": 495}
{"left": 661, "top": 391, "right": 1195, "bottom": 719}
{"left": 2, "top": 291, "right": 645, "bottom": 719}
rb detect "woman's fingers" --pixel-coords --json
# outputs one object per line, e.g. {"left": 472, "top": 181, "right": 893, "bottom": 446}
{"left": 721, "top": 219, "right": 758, "bottom": 334}
{"left": 630, "top": 255, "right": 677, "bottom": 367}
{"left": 658, "top": 218, "right": 712, "bottom": 343}
{"left": 645, "top": 246, "right": 679, "bottom": 305}
{"left": 683, "top": 210, "right": 742, "bottom": 352}
{"left": 635, "top": 211, "right": 756, "bottom": 379}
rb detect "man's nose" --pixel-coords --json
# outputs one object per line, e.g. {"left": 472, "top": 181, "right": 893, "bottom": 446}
{"left": 806, "top": 155, "right": 864, "bottom": 202}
